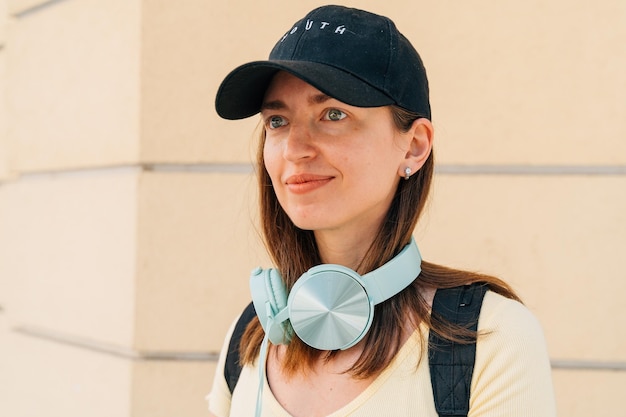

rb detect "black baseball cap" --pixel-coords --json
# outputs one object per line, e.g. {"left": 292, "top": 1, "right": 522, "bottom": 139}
{"left": 215, "top": 5, "right": 431, "bottom": 120}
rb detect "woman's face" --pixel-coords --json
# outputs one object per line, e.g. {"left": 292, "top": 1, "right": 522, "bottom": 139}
{"left": 262, "top": 72, "right": 413, "bottom": 241}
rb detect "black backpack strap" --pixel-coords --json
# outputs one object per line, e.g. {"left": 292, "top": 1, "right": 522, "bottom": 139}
{"left": 224, "top": 302, "right": 257, "bottom": 394}
{"left": 428, "top": 283, "right": 488, "bottom": 417}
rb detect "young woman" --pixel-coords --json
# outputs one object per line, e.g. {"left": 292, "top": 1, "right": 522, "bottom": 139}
{"left": 207, "top": 5, "right": 556, "bottom": 417}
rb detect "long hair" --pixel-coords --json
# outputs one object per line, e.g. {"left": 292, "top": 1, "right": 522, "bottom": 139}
{"left": 239, "top": 105, "right": 520, "bottom": 378}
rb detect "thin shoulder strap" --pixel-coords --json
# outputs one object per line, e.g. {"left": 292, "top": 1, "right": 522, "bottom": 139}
{"left": 224, "top": 302, "right": 256, "bottom": 394}
{"left": 428, "top": 284, "right": 488, "bottom": 417}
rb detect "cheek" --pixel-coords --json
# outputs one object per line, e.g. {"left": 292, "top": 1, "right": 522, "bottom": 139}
{"left": 358, "top": 133, "right": 405, "bottom": 171}
{"left": 263, "top": 142, "right": 281, "bottom": 184}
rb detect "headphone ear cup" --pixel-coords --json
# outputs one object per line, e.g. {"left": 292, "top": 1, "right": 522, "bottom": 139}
{"left": 265, "top": 269, "right": 288, "bottom": 313}
{"left": 288, "top": 266, "right": 373, "bottom": 350}
{"left": 250, "top": 268, "right": 293, "bottom": 345}
{"left": 265, "top": 269, "right": 293, "bottom": 344}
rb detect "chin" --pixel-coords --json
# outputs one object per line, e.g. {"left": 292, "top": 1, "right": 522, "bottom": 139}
{"left": 290, "top": 219, "right": 324, "bottom": 232}
{"left": 287, "top": 212, "right": 335, "bottom": 232}
{"left": 280, "top": 201, "right": 344, "bottom": 232}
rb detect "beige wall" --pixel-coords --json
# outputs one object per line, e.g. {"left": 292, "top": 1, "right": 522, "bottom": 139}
{"left": 0, "top": 0, "right": 624, "bottom": 416}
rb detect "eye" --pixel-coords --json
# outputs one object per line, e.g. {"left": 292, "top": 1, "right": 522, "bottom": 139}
{"left": 267, "top": 115, "right": 288, "bottom": 129}
{"left": 324, "top": 108, "right": 347, "bottom": 121}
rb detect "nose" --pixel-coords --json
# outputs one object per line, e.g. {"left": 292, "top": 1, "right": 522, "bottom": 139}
{"left": 282, "top": 123, "right": 316, "bottom": 162}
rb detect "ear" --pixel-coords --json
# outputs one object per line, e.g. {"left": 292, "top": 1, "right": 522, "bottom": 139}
{"left": 398, "top": 118, "right": 434, "bottom": 179}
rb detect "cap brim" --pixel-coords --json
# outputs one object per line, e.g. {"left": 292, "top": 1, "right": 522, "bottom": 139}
{"left": 215, "top": 60, "right": 395, "bottom": 120}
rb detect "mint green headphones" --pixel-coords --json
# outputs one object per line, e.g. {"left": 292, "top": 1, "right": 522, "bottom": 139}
{"left": 250, "top": 238, "right": 422, "bottom": 351}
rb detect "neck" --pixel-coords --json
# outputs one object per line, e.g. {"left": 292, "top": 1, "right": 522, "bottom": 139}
{"left": 313, "top": 229, "right": 377, "bottom": 271}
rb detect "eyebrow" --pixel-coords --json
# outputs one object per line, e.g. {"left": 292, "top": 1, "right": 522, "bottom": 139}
{"left": 309, "top": 93, "right": 333, "bottom": 105}
{"left": 260, "top": 93, "right": 333, "bottom": 111}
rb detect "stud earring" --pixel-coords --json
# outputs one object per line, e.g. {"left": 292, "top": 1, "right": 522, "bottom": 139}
{"left": 404, "top": 167, "right": 411, "bottom": 180}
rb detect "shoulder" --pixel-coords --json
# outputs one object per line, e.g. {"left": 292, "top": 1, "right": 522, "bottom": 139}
{"left": 478, "top": 290, "right": 546, "bottom": 344}
{"left": 476, "top": 290, "right": 550, "bottom": 367}
{"left": 470, "top": 291, "right": 556, "bottom": 416}
{"left": 206, "top": 306, "right": 252, "bottom": 417}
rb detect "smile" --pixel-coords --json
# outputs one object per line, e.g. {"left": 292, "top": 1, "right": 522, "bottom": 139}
{"left": 285, "top": 174, "right": 334, "bottom": 194}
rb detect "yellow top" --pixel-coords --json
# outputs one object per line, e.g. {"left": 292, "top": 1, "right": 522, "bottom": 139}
{"left": 207, "top": 291, "right": 556, "bottom": 417}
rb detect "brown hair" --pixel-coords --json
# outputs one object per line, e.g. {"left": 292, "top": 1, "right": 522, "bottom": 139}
{"left": 240, "top": 105, "right": 520, "bottom": 378}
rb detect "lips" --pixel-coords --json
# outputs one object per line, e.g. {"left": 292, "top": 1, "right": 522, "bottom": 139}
{"left": 284, "top": 174, "right": 334, "bottom": 194}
